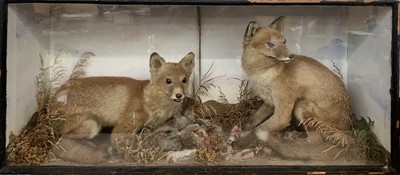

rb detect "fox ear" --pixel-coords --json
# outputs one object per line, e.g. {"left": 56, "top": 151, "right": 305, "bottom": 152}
{"left": 243, "top": 21, "right": 258, "bottom": 47}
{"left": 269, "top": 16, "right": 285, "bottom": 33}
{"left": 150, "top": 52, "right": 166, "bottom": 72}
{"left": 179, "top": 52, "right": 195, "bottom": 74}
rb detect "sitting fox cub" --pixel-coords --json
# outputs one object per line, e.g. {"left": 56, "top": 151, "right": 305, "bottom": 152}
{"left": 241, "top": 16, "right": 354, "bottom": 145}
{"left": 54, "top": 52, "right": 195, "bottom": 163}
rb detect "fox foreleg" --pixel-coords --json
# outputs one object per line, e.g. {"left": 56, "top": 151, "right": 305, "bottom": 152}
{"left": 243, "top": 103, "right": 274, "bottom": 130}
{"left": 255, "top": 99, "right": 295, "bottom": 141}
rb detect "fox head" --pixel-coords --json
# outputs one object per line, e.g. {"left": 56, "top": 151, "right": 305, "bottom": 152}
{"left": 149, "top": 52, "right": 195, "bottom": 103}
{"left": 243, "top": 16, "right": 294, "bottom": 62}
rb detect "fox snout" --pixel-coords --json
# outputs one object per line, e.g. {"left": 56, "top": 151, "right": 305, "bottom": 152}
{"left": 172, "top": 94, "right": 183, "bottom": 102}
{"left": 171, "top": 89, "right": 185, "bottom": 102}
{"left": 270, "top": 45, "right": 294, "bottom": 62}
{"left": 278, "top": 53, "right": 295, "bottom": 62}
{"left": 175, "top": 93, "right": 183, "bottom": 99}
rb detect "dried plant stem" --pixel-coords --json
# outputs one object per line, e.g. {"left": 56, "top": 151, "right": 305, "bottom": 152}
{"left": 114, "top": 128, "right": 166, "bottom": 164}
{"left": 331, "top": 61, "right": 343, "bottom": 81}
{"left": 6, "top": 51, "right": 94, "bottom": 165}
{"left": 193, "top": 62, "right": 223, "bottom": 101}
{"left": 68, "top": 52, "right": 94, "bottom": 81}
{"left": 301, "top": 117, "right": 357, "bottom": 148}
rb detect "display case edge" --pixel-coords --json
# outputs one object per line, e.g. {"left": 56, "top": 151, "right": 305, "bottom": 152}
{"left": 4, "top": 0, "right": 400, "bottom": 6}
{"left": 0, "top": 0, "right": 7, "bottom": 171}
{"left": 0, "top": 0, "right": 398, "bottom": 174}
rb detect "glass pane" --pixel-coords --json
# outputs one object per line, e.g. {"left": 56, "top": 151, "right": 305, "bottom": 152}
{"left": 6, "top": 3, "right": 392, "bottom": 168}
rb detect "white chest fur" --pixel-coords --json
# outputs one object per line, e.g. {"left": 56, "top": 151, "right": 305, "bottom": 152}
{"left": 248, "top": 70, "right": 280, "bottom": 106}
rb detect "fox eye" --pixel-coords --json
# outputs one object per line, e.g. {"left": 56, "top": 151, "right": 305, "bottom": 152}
{"left": 166, "top": 79, "right": 172, "bottom": 84}
{"left": 182, "top": 77, "right": 187, "bottom": 83}
{"left": 266, "top": 42, "right": 275, "bottom": 48}
{"left": 283, "top": 39, "right": 287, "bottom": 44}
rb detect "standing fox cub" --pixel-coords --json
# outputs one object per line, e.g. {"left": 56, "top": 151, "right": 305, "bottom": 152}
{"left": 54, "top": 52, "right": 195, "bottom": 164}
{"left": 241, "top": 16, "right": 354, "bottom": 145}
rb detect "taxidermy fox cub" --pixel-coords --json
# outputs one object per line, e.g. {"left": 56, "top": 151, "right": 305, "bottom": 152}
{"left": 54, "top": 52, "right": 195, "bottom": 164}
{"left": 241, "top": 16, "right": 354, "bottom": 144}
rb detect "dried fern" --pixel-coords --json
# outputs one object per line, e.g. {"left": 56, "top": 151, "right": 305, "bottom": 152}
{"left": 191, "top": 63, "right": 224, "bottom": 119}
{"left": 7, "top": 50, "right": 66, "bottom": 165}
{"left": 217, "top": 79, "right": 260, "bottom": 127}
{"left": 193, "top": 78, "right": 260, "bottom": 131}
{"left": 301, "top": 117, "right": 357, "bottom": 148}
{"left": 353, "top": 117, "right": 388, "bottom": 162}
{"left": 68, "top": 52, "right": 94, "bottom": 81}
{"left": 6, "top": 51, "right": 96, "bottom": 165}
{"left": 35, "top": 50, "right": 65, "bottom": 113}
{"left": 236, "top": 78, "right": 253, "bottom": 103}
{"left": 194, "top": 103, "right": 218, "bottom": 119}
{"left": 301, "top": 116, "right": 388, "bottom": 162}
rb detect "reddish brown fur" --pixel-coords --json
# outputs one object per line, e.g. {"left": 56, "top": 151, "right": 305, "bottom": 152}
{"left": 241, "top": 16, "right": 354, "bottom": 144}
{"left": 54, "top": 52, "right": 195, "bottom": 164}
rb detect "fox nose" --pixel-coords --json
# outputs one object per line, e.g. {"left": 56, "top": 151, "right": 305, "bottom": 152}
{"left": 175, "top": 93, "right": 183, "bottom": 99}
{"left": 289, "top": 54, "right": 294, "bottom": 60}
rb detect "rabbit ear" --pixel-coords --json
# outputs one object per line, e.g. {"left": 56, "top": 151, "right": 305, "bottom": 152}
{"left": 179, "top": 52, "right": 195, "bottom": 74}
{"left": 269, "top": 16, "right": 285, "bottom": 33}
{"left": 149, "top": 52, "right": 166, "bottom": 73}
{"left": 243, "top": 21, "right": 258, "bottom": 47}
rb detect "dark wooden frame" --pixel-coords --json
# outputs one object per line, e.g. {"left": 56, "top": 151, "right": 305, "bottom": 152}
{"left": 0, "top": 0, "right": 398, "bottom": 174}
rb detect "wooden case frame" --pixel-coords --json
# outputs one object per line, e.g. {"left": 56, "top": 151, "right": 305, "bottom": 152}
{"left": 0, "top": 0, "right": 398, "bottom": 174}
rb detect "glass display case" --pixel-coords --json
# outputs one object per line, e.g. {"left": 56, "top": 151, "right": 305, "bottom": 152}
{"left": 0, "top": 0, "right": 398, "bottom": 174}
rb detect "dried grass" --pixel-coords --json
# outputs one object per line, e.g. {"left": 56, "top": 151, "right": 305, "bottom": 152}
{"left": 35, "top": 50, "right": 65, "bottom": 111}
{"left": 194, "top": 79, "right": 261, "bottom": 129}
{"left": 6, "top": 50, "right": 67, "bottom": 165}
{"left": 193, "top": 128, "right": 225, "bottom": 165}
{"left": 6, "top": 51, "right": 388, "bottom": 165}
{"left": 192, "top": 78, "right": 260, "bottom": 165}
{"left": 114, "top": 128, "right": 167, "bottom": 164}
{"left": 301, "top": 118, "right": 357, "bottom": 148}
{"left": 6, "top": 51, "right": 93, "bottom": 165}
{"left": 192, "top": 66, "right": 387, "bottom": 163}
{"left": 301, "top": 116, "right": 388, "bottom": 162}
{"left": 68, "top": 52, "right": 94, "bottom": 81}
{"left": 192, "top": 62, "right": 223, "bottom": 103}
{"left": 353, "top": 117, "right": 388, "bottom": 162}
